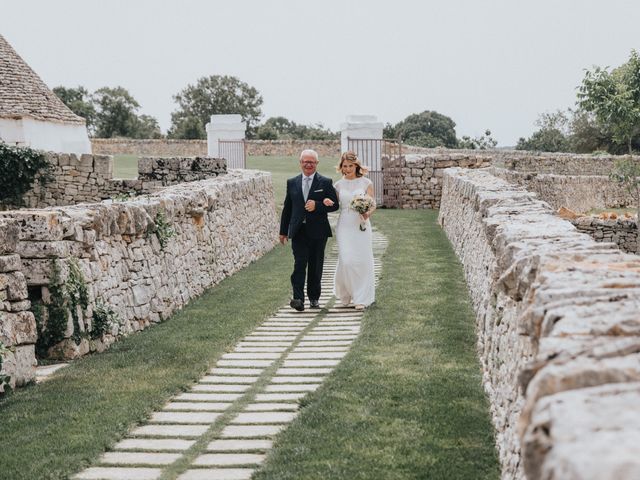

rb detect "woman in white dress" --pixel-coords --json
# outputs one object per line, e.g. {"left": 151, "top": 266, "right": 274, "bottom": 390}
{"left": 323, "top": 151, "right": 376, "bottom": 310}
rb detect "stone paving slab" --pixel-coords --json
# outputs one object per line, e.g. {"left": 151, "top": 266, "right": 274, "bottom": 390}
{"left": 221, "top": 352, "right": 282, "bottom": 360}
{"left": 216, "top": 360, "right": 274, "bottom": 368}
{"left": 282, "top": 360, "right": 341, "bottom": 367}
{"left": 262, "top": 322, "right": 311, "bottom": 326}
{"left": 177, "top": 468, "right": 254, "bottom": 480}
{"left": 244, "top": 403, "right": 299, "bottom": 411}
{"left": 292, "top": 346, "right": 349, "bottom": 352}
{"left": 193, "top": 453, "right": 265, "bottom": 466}
{"left": 200, "top": 376, "right": 259, "bottom": 384}
{"left": 301, "top": 335, "right": 357, "bottom": 341}
{"left": 206, "top": 439, "right": 273, "bottom": 451}
{"left": 233, "top": 347, "right": 287, "bottom": 353}
{"left": 164, "top": 402, "right": 232, "bottom": 412}
{"left": 255, "top": 326, "right": 305, "bottom": 331}
{"left": 192, "top": 384, "right": 251, "bottom": 393}
{"left": 245, "top": 331, "right": 300, "bottom": 337}
{"left": 271, "top": 376, "right": 325, "bottom": 383}
{"left": 318, "top": 321, "right": 361, "bottom": 326}
{"left": 241, "top": 336, "right": 297, "bottom": 342}
{"left": 210, "top": 368, "right": 265, "bottom": 375}
{"left": 254, "top": 392, "right": 307, "bottom": 402}
{"left": 275, "top": 368, "right": 333, "bottom": 375}
{"left": 297, "top": 340, "right": 353, "bottom": 347}
{"left": 150, "top": 412, "right": 221, "bottom": 424}
{"left": 313, "top": 326, "right": 360, "bottom": 331}
{"left": 99, "top": 451, "right": 182, "bottom": 465}
{"left": 287, "top": 352, "right": 347, "bottom": 359}
{"left": 131, "top": 424, "right": 209, "bottom": 437}
{"left": 265, "top": 384, "right": 320, "bottom": 393}
{"left": 73, "top": 467, "right": 163, "bottom": 480}
{"left": 114, "top": 438, "right": 196, "bottom": 451}
{"left": 235, "top": 342, "right": 292, "bottom": 348}
{"left": 231, "top": 412, "right": 297, "bottom": 424}
{"left": 220, "top": 425, "right": 286, "bottom": 438}
{"left": 175, "top": 393, "right": 243, "bottom": 402}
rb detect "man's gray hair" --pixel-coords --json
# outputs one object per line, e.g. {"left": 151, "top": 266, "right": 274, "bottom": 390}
{"left": 300, "top": 149, "right": 319, "bottom": 161}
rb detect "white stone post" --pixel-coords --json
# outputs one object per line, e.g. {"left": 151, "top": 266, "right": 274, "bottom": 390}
{"left": 340, "top": 115, "right": 384, "bottom": 153}
{"left": 206, "top": 114, "right": 246, "bottom": 157}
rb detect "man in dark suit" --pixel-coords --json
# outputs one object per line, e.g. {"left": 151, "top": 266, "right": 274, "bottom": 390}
{"left": 279, "top": 149, "right": 339, "bottom": 311}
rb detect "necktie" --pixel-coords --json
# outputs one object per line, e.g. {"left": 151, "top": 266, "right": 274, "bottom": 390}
{"left": 303, "top": 176, "right": 311, "bottom": 201}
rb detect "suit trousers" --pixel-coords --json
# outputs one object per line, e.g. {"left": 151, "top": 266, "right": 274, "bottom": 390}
{"left": 290, "top": 225, "right": 327, "bottom": 302}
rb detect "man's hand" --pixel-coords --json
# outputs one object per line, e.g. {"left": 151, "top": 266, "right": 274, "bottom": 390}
{"left": 279, "top": 234, "right": 288, "bottom": 245}
{"left": 305, "top": 200, "right": 316, "bottom": 212}
{"left": 322, "top": 198, "right": 334, "bottom": 207}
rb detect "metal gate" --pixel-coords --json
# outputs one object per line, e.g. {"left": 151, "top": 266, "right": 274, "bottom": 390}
{"left": 346, "top": 137, "right": 401, "bottom": 206}
{"left": 219, "top": 140, "right": 246, "bottom": 169}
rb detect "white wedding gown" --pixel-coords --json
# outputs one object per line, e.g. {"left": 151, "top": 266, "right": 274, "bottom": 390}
{"left": 333, "top": 176, "right": 376, "bottom": 307}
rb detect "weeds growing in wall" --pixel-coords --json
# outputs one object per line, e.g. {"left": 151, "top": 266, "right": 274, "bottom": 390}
{"left": 0, "top": 338, "right": 11, "bottom": 392}
{"left": 154, "top": 211, "right": 175, "bottom": 249}
{"left": 35, "top": 258, "right": 121, "bottom": 357}
{"left": 0, "top": 142, "right": 53, "bottom": 206}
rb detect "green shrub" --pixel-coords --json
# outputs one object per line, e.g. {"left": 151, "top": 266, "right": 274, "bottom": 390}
{"left": 0, "top": 142, "right": 53, "bottom": 205}
{"left": 0, "top": 339, "right": 11, "bottom": 392}
{"left": 154, "top": 211, "right": 175, "bottom": 249}
{"left": 91, "top": 301, "right": 120, "bottom": 339}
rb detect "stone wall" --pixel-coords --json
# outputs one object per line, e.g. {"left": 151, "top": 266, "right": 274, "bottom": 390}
{"left": 0, "top": 219, "right": 36, "bottom": 391}
{"left": 0, "top": 169, "right": 277, "bottom": 363}
{"left": 91, "top": 139, "right": 341, "bottom": 157}
{"left": 439, "top": 167, "right": 640, "bottom": 480}
{"left": 491, "top": 169, "right": 634, "bottom": 213}
{"left": 382, "top": 153, "right": 492, "bottom": 208}
{"left": 570, "top": 215, "right": 638, "bottom": 253}
{"left": 382, "top": 150, "right": 639, "bottom": 212}
{"left": 2, "top": 153, "right": 226, "bottom": 209}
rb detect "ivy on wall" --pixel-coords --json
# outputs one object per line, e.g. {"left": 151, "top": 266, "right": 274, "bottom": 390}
{"left": 0, "top": 338, "right": 11, "bottom": 392}
{"left": 35, "top": 258, "right": 121, "bottom": 357}
{"left": 0, "top": 142, "right": 53, "bottom": 206}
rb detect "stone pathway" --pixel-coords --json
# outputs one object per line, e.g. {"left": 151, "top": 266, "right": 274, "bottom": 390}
{"left": 74, "top": 230, "right": 387, "bottom": 480}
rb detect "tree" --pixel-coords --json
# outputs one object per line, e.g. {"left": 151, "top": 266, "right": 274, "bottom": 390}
{"left": 578, "top": 49, "right": 640, "bottom": 153}
{"left": 458, "top": 129, "right": 497, "bottom": 150}
{"left": 135, "top": 114, "right": 163, "bottom": 139}
{"left": 170, "top": 75, "right": 263, "bottom": 139}
{"left": 516, "top": 110, "right": 572, "bottom": 152}
{"left": 53, "top": 86, "right": 96, "bottom": 134}
{"left": 609, "top": 158, "right": 640, "bottom": 218}
{"left": 92, "top": 87, "right": 142, "bottom": 138}
{"left": 255, "top": 116, "right": 338, "bottom": 140}
{"left": 569, "top": 109, "right": 612, "bottom": 153}
{"left": 167, "top": 115, "right": 206, "bottom": 139}
{"left": 391, "top": 111, "right": 458, "bottom": 148}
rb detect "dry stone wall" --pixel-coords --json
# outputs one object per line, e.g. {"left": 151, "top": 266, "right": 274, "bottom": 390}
{"left": 382, "top": 153, "right": 491, "bottom": 208}
{"left": 439, "top": 167, "right": 640, "bottom": 480}
{"left": 0, "top": 170, "right": 277, "bottom": 367}
{"left": 570, "top": 216, "right": 638, "bottom": 254}
{"left": 2, "top": 153, "right": 226, "bottom": 209}
{"left": 91, "top": 139, "right": 341, "bottom": 157}
{"left": 0, "top": 218, "right": 36, "bottom": 391}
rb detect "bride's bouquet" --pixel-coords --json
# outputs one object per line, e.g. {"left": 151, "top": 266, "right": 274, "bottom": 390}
{"left": 350, "top": 195, "right": 375, "bottom": 231}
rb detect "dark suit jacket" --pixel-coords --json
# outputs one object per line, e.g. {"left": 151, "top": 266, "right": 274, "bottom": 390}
{"left": 279, "top": 173, "right": 339, "bottom": 239}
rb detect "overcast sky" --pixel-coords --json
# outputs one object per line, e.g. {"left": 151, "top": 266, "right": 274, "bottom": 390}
{"left": 1, "top": 0, "right": 639, "bottom": 146}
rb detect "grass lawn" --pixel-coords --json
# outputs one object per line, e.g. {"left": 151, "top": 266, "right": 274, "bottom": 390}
{"left": 254, "top": 210, "right": 500, "bottom": 480}
{"left": 113, "top": 154, "right": 139, "bottom": 179}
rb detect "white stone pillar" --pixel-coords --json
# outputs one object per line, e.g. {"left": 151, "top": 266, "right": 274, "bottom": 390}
{"left": 206, "top": 114, "right": 246, "bottom": 157}
{"left": 340, "top": 115, "right": 383, "bottom": 153}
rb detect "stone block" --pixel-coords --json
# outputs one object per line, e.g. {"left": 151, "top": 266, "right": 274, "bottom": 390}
{"left": 0, "top": 310, "right": 36, "bottom": 346}
{"left": 0, "top": 211, "right": 64, "bottom": 241}
{"left": 0, "top": 220, "right": 20, "bottom": 254}
{"left": 0, "top": 254, "right": 21, "bottom": 273}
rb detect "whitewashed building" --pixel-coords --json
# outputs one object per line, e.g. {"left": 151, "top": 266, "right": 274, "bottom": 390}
{"left": 0, "top": 34, "right": 91, "bottom": 154}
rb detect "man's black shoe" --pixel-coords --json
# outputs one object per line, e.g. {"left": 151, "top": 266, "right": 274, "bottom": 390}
{"left": 310, "top": 299, "right": 321, "bottom": 309}
{"left": 290, "top": 298, "right": 304, "bottom": 311}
